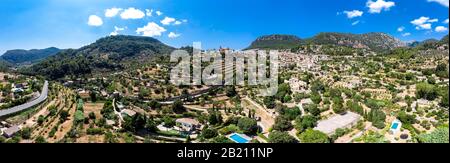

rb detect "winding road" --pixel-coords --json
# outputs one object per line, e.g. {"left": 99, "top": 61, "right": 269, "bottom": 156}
{"left": 0, "top": 81, "right": 48, "bottom": 117}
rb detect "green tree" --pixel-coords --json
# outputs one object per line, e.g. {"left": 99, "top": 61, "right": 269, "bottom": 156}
{"left": 276, "top": 83, "right": 292, "bottom": 102}
{"left": 148, "top": 100, "right": 162, "bottom": 109}
{"left": 332, "top": 97, "right": 345, "bottom": 114}
{"left": 397, "top": 111, "right": 416, "bottom": 125}
{"left": 263, "top": 96, "right": 276, "bottom": 109}
{"left": 162, "top": 116, "right": 175, "bottom": 128}
{"left": 416, "top": 83, "right": 438, "bottom": 101}
{"left": 34, "top": 136, "right": 47, "bottom": 143}
{"left": 435, "top": 63, "right": 449, "bottom": 78}
{"left": 74, "top": 110, "right": 85, "bottom": 123}
{"left": 172, "top": 100, "right": 186, "bottom": 114}
{"left": 346, "top": 100, "right": 364, "bottom": 115}
{"left": 310, "top": 92, "right": 322, "bottom": 104}
{"left": 226, "top": 86, "right": 237, "bottom": 97}
{"left": 272, "top": 116, "right": 293, "bottom": 132}
{"left": 295, "top": 115, "right": 317, "bottom": 132}
{"left": 311, "top": 80, "right": 325, "bottom": 93}
{"left": 298, "top": 129, "right": 330, "bottom": 143}
{"left": 201, "top": 128, "right": 218, "bottom": 139}
{"left": 367, "top": 109, "right": 386, "bottom": 129}
{"left": 59, "top": 110, "right": 69, "bottom": 122}
{"left": 145, "top": 119, "right": 158, "bottom": 132}
{"left": 123, "top": 113, "right": 147, "bottom": 132}
{"left": 208, "top": 111, "right": 223, "bottom": 125}
{"left": 440, "top": 89, "right": 449, "bottom": 108}
{"left": 90, "top": 91, "right": 97, "bottom": 102}
{"left": 304, "top": 104, "right": 320, "bottom": 116}
{"left": 21, "top": 127, "right": 32, "bottom": 139}
{"left": 283, "top": 107, "right": 302, "bottom": 120}
{"left": 237, "top": 117, "right": 258, "bottom": 135}
{"left": 268, "top": 131, "right": 298, "bottom": 143}
{"left": 37, "top": 115, "right": 45, "bottom": 125}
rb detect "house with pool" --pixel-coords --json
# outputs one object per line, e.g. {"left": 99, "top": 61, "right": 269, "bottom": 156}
{"left": 389, "top": 119, "right": 402, "bottom": 135}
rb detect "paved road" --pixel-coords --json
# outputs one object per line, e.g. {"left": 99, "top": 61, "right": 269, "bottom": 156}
{"left": 0, "top": 81, "right": 49, "bottom": 117}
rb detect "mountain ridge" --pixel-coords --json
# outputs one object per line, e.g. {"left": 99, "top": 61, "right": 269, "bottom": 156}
{"left": 20, "top": 35, "right": 175, "bottom": 79}
{"left": 1, "top": 47, "right": 61, "bottom": 65}
{"left": 246, "top": 32, "right": 407, "bottom": 52}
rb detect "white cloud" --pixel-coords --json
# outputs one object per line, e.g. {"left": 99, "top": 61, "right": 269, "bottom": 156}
{"left": 427, "top": 0, "right": 449, "bottom": 7}
{"left": 366, "top": 0, "right": 395, "bottom": 13}
{"left": 444, "top": 19, "right": 449, "bottom": 24}
{"left": 161, "top": 17, "right": 176, "bottom": 25}
{"left": 411, "top": 17, "right": 430, "bottom": 26}
{"left": 182, "top": 19, "right": 188, "bottom": 23}
{"left": 428, "top": 18, "right": 439, "bottom": 23}
{"left": 174, "top": 21, "right": 182, "bottom": 25}
{"left": 397, "top": 26, "right": 405, "bottom": 32}
{"left": 417, "top": 23, "right": 432, "bottom": 30}
{"left": 411, "top": 17, "right": 438, "bottom": 30}
{"left": 343, "top": 10, "right": 364, "bottom": 19}
{"left": 110, "top": 26, "right": 126, "bottom": 36}
{"left": 136, "top": 22, "right": 166, "bottom": 37}
{"left": 88, "top": 15, "right": 103, "bottom": 27}
{"left": 120, "top": 8, "right": 145, "bottom": 19}
{"left": 352, "top": 21, "right": 360, "bottom": 26}
{"left": 105, "top": 8, "right": 122, "bottom": 18}
{"left": 168, "top": 32, "right": 181, "bottom": 38}
{"left": 435, "top": 26, "right": 448, "bottom": 32}
{"left": 156, "top": 11, "right": 163, "bottom": 16}
{"left": 146, "top": 9, "right": 153, "bottom": 17}
{"left": 401, "top": 33, "right": 411, "bottom": 37}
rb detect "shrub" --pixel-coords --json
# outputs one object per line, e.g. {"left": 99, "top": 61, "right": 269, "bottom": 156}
{"left": 86, "top": 128, "right": 104, "bottom": 135}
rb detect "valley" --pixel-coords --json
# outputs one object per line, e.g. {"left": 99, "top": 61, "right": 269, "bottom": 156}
{"left": 0, "top": 33, "right": 448, "bottom": 143}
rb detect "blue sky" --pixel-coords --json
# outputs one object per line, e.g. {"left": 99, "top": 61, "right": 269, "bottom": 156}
{"left": 0, "top": 0, "right": 448, "bottom": 54}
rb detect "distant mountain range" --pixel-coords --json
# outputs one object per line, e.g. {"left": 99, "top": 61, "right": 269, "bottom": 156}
{"left": 0, "top": 47, "right": 61, "bottom": 65}
{"left": 246, "top": 32, "right": 407, "bottom": 51}
{"left": 20, "top": 35, "right": 175, "bottom": 79}
{"left": 408, "top": 35, "right": 449, "bottom": 49}
{"left": 3, "top": 33, "right": 448, "bottom": 79}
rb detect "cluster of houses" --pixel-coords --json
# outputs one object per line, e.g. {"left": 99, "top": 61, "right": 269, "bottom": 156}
{"left": 287, "top": 78, "right": 309, "bottom": 94}
{"left": 277, "top": 51, "right": 329, "bottom": 73}
{"left": 332, "top": 76, "right": 362, "bottom": 90}
{"left": 1, "top": 76, "right": 36, "bottom": 107}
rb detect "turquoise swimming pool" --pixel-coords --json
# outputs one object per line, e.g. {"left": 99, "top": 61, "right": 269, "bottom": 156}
{"left": 229, "top": 133, "right": 250, "bottom": 143}
{"left": 391, "top": 123, "right": 399, "bottom": 130}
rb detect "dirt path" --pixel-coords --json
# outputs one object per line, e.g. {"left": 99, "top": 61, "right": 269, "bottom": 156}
{"left": 242, "top": 97, "right": 275, "bottom": 133}
{"left": 183, "top": 105, "right": 208, "bottom": 113}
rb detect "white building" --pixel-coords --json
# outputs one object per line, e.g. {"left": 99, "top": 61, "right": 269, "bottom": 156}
{"left": 314, "top": 112, "right": 361, "bottom": 136}
{"left": 176, "top": 118, "right": 202, "bottom": 132}
{"left": 287, "top": 78, "right": 309, "bottom": 94}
